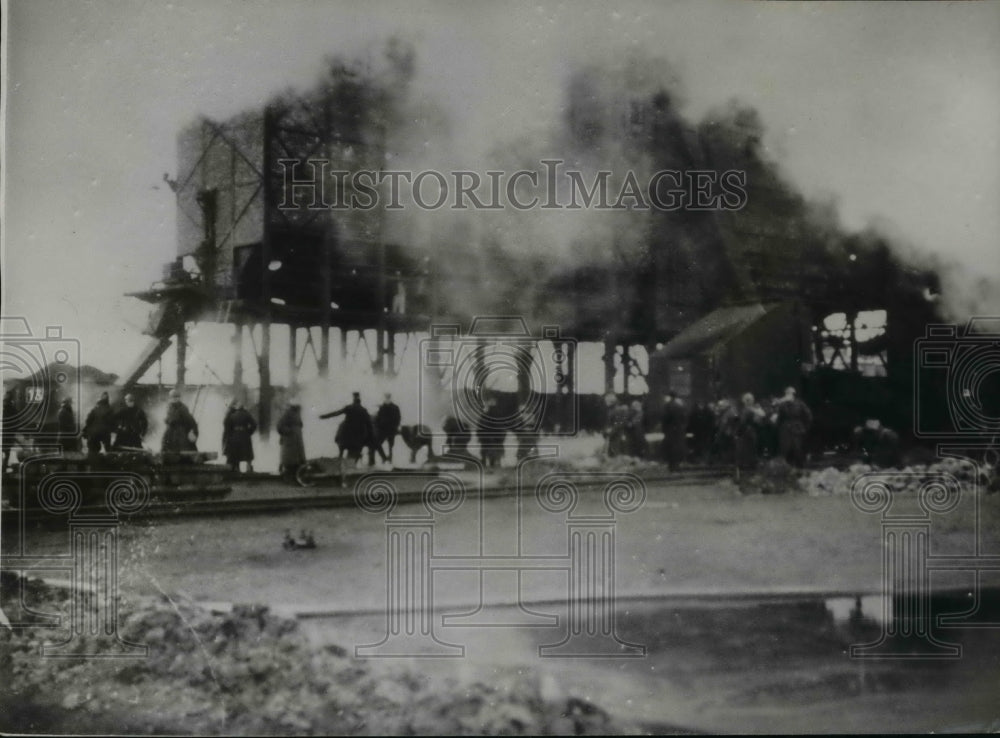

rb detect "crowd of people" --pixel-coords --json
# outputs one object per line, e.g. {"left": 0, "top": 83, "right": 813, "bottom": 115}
{"left": 601, "top": 386, "right": 906, "bottom": 471}
{"left": 316, "top": 391, "right": 544, "bottom": 474}
{"left": 3, "top": 383, "right": 903, "bottom": 477}
{"left": 603, "top": 386, "right": 818, "bottom": 472}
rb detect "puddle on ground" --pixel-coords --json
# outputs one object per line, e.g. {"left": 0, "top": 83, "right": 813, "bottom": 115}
{"left": 298, "top": 589, "right": 1000, "bottom": 733}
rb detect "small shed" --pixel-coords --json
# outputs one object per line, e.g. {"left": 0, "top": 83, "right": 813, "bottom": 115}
{"left": 648, "top": 302, "right": 811, "bottom": 405}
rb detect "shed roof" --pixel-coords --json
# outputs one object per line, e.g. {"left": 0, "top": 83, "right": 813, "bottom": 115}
{"left": 653, "top": 303, "right": 783, "bottom": 360}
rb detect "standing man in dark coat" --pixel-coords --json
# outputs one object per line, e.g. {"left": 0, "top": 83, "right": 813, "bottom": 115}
{"left": 277, "top": 403, "right": 306, "bottom": 478}
{"left": 83, "top": 391, "right": 115, "bottom": 457}
{"left": 476, "top": 396, "right": 505, "bottom": 469}
{"left": 603, "top": 393, "right": 630, "bottom": 458}
{"left": 661, "top": 393, "right": 688, "bottom": 471}
{"left": 162, "top": 389, "right": 199, "bottom": 453}
{"left": 321, "top": 392, "right": 374, "bottom": 463}
{"left": 221, "top": 401, "right": 237, "bottom": 460}
{"left": 735, "top": 392, "right": 765, "bottom": 474}
{"left": 442, "top": 414, "right": 473, "bottom": 458}
{"left": 687, "top": 402, "right": 715, "bottom": 464}
{"left": 112, "top": 393, "right": 148, "bottom": 449}
{"left": 374, "top": 393, "right": 402, "bottom": 464}
{"left": 223, "top": 401, "right": 257, "bottom": 472}
{"left": 776, "top": 386, "right": 813, "bottom": 468}
{"left": 57, "top": 398, "right": 79, "bottom": 453}
{"left": 626, "top": 400, "right": 647, "bottom": 458}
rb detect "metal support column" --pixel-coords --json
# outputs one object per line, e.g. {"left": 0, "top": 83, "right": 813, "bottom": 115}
{"left": 376, "top": 238, "right": 387, "bottom": 376}
{"left": 320, "top": 327, "right": 331, "bottom": 380}
{"left": 848, "top": 309, "right": 859, "bottom": 373}
{"left": 176, "top": 324, "right": 187, "bottom": 392}
{"left": 233, "top": 323, "right": 243, "bottom": 397}
{"left": 386, "top": 331, "right": 396, "bottom": 377}
{"left": 259, "top": 323, "right": 272, "bottom": 439}
{"left": 603, "top": 336, "right": 616, "bottom": 395}
{"left": 259, "top": 105, "right": 275, "bottom": 437}
{"left": 622, "top": 345, "right": 631, "bottom": 396}
{"left": 320, "top": 222, "right": 333, "bottom": 380}
{"left": 289, "top": 325, "right": 298, "bottom": 391}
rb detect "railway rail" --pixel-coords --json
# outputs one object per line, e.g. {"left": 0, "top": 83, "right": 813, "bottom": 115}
{"left": 1, "top": 447, "right": 865, "bottom": 525}
{"left": 3, "top": 465, "right": 732, "bottom": 524}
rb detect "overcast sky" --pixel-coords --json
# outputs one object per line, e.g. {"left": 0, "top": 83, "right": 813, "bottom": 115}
{"left": 2, "top": 0, "right": 998, "bottom": 390}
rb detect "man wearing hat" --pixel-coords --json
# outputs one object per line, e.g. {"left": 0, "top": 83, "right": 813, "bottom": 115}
{"left": 603, "top": 393, "right": 630, "bottom": 458}
{"left": 223, "top": 401, "right": 257, "bottom": 472}
{"left": 113, "top": 393, "right": 149, "bottom": 450}
{"left": 57, "top": 397, "right": 79, "bottom": 453}
{"left": 83, "top": 391, "right": 115, "bottom": 457}
{"left": 373, "top": 393, "right": 401, "bottom": 464}
{"left": 320, "top": 392, "right": 374, "bottom": 463}
{"left": 277, "top": 402, "right": 306, "bottom": 478}
{"left": 776, "top": 386, "right": 812, "bottom": 468}
{"left": 162, "top": 389, "right": 198, "bottom": 453}
{"left": 661, "top": 392, "right": 688, "bottom": 471}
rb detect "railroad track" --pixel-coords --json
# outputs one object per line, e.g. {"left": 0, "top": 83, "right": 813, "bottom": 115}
{"left": 4, "top": 453, "right": 860, "bottom": 524}
{"left": 6, "top": 466, "right": 732, "bottom": 523}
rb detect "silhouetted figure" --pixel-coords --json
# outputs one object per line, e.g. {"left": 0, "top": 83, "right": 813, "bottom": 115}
{"left": 374, "top": 393, "right": 402, "bottom": 463}
{"left": 627, "top": 400, "right": 647, "bottom": 458}
{"left": 321, "top": 392, "right": 374, "bottom": 463}
{"left": 113, "top": 393, "right": 148, "bottom": 449}
{"left": 603, "top": 393, "right": 630, "bottom": 458}
{"left": 661, "top": 393, "right": 688, "bottom": 471}
{"left": 277, "top": 403, "right": 306, "bottom": 478}
{"left": 711, "top": 398, "right": 738, "bottom": 465}
{"left": 162, "top": 389, "right": 198, "bottom": 453}
{"left": 687, "top": 402, "right": 716, "bottom": 464}
{"left": 57, "top": 398, "right": 80, "bottom": 453}
{"left": 442, "top": 415, "right": 473, "bottom": 457}
{"left": 777, "top": 386, "right": 812, "bottom": 468}
{"left": 223, "top": 401, "right": 257, "bottom": 472}
{"left": 735, "top": 392, "right": 765, "bottom": 473}
{"left": 853, "top": 419, "right": 901, "bottom": 468}
{"left": 83, "top": 391, "right": 115, "bottom": 457}
{"left": 476, "top": 396, "right": 505, "bottom": 468}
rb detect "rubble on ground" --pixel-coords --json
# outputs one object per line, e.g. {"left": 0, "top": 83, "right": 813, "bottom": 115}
{"left": 733, "top": 456, "right": 996, "bottom": 497}
{"left": 0, "top": 573, "right": 634, "bottom": 735}
{"left": 801, "top": 457, "right": 994, "bottom": 497}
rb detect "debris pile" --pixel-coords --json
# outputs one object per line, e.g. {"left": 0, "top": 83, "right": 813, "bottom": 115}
{"left": 1, "top": 574, "right": 632, "bottom": 735}
{"left": 801, "top": 457, "right": 994, "bottom": 497}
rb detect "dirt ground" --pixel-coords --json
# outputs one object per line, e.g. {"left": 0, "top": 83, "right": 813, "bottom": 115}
{"left": 103, "top": 476, "right": 1000, "bottom": 607}
{"left": 3, "top": 471, "right": 1000, "bottom": 733}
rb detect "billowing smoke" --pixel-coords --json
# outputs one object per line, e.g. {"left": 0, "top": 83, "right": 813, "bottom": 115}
{"left": 368, "top": 43, "right": 949, "bottom": 338}
{"left": 160, "top": 38, "right": 969, "bottom": 440}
